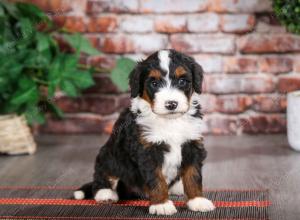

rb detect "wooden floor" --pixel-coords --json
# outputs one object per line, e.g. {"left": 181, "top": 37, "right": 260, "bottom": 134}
{"left": 0, "top": 134, "right": 299, "bottom": 220}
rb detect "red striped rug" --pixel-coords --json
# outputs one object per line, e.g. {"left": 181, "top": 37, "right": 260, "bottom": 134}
{"left": 0, "top": 186, "right": 270, "bottom": 219}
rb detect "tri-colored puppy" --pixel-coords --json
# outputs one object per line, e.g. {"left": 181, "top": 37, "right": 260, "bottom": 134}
{"left": 74, "top": 49, "right": 215, "bottom": 215}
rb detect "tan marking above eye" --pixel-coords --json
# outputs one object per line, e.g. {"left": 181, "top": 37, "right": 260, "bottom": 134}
{"left": 149, "top": 69, "right": 162, "bottom": 79}
{"left": 175, "top": 66, "right": 187, "bottom": 78}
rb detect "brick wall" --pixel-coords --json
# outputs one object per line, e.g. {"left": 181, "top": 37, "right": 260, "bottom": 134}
{"left": 25, "top": 0, "right": 300, "bottom": 135}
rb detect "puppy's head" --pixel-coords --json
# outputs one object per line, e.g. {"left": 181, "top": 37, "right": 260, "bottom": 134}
{"left": 130, "top": 49, "right": 203, "bottom": 118}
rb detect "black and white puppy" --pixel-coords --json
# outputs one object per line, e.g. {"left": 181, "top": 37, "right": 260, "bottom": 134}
{"left": 74, "top": 49, "right": 215, "bottom": 215}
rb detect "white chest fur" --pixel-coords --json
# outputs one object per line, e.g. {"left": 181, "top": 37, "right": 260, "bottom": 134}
{"left": 136, "top": 113, "right": 204, "bottom": 184}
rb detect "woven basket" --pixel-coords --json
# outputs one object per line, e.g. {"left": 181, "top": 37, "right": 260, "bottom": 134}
{"left": 0, "top": 114, "right": 36, "bottom": 155}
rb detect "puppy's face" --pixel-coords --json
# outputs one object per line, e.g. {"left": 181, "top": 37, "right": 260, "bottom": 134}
{"left": 130, "top": 50, "right": 203, "bottom": 118}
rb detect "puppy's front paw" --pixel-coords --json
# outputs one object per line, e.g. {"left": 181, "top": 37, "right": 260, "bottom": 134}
{"left": 187, "top": 197, "right": 215, "bottom": 212}
{"left": 94, "top": 189, "right": 119, "bottom": 203}
{"left": 149, "top": 200, "right": 177, "bottom": 215}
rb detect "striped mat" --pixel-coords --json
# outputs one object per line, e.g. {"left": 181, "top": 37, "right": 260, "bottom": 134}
{"left": 0, "top": 186, "right": 270, "bottom": 219}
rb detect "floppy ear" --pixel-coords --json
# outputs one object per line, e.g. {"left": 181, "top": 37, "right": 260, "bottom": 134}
{"left": 191, "top": 61, "right": 204, "bottom": 94}
{"left": 129, "top": 64, "right": 142, "bottom": 98}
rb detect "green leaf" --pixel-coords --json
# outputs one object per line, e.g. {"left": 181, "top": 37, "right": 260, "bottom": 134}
{"left": 111, "top": 57, "right": 136, "bottom": 92}
{"left": 0, "top": 5, "right": 4, "bottom": 17}
{"left": 69, "top": 71, "right": 95, "bottom": 89}
{"left": 63, "top": 55, "right": 77, "bottom": 72}
{"left": 7, "top": 62, "right": 23, "bottom": 80}
{"left": 48, "top": 56, "right": 63, "bottom": 84}
{"left": 10, "top": 86, "right": 38, "bottom": 105}
{"left": 19, "top": 18, "right": 34, "bottom": 39}
{"left": 60, "top": 80, "right": 78, "bottom": 97}
{"left": 62, "top": 33, "right": 100, "bottom": 55}
{"left": 1, "top": 1, "right": 19, "bottom": 19}
{"left": 16, "top": 2, "right": 48, "bottom": 23}
{"left": 47, "top": 82, "right": 56, "bottom": 98}
{"left": 18, "top": 75, "right": 35, "bottom": 90}
{"left": 36, "top": 33, "right": 50, "bottom": 52}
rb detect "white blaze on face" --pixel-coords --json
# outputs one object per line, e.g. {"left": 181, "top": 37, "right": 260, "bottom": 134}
{"left": 158, "top": 50, "right": 170, "bottom": 75}
{"left": 154, "top": 50, "right": 189, "bottom": 117}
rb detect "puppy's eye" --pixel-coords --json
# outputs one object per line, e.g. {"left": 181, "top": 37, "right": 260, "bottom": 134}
{"left": 151, "top": 80, "right": 159, "bottom": 88}
{"left": 178, "top": 78, "right": 188, "bottom": 87}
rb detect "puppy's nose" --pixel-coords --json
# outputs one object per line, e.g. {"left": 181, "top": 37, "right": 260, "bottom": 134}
{"left": 165, "top": 101, "right": 178, "bottom": 110}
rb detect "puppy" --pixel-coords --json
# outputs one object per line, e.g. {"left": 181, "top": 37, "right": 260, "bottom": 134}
{"left": 74, "top": 49, "right": 215, "bottom": 215}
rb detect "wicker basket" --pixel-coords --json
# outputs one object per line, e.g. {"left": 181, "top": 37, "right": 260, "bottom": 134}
{"left": 0, "top": 114, "right": 36, "bottom": 155}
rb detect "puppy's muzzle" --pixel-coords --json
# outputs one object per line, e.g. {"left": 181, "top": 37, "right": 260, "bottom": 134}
{"left": 165, "top": 101, "right": 178, "bottom": 111}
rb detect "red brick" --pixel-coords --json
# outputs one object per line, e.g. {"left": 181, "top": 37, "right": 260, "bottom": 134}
{"left": 194, "top": 55, "right": 223, "bottom": 73}
{"left": 203, "top": 75, "right": 240, "bottom": 94}
{"left": 24, "top": 0, "right": 71, "bottom": 13}
{"left": 85, "top": 74, "right": 120, "bottom": 94}
{"left": 100, "top": 35, "right": 134, "bottom": 53}
{"left": 86, "top": 0, "right": 138, "bottom": 14}
{"left": 255, "top": 15, "right": 286, "bottom": 33}
{"left": 216, "top": 95, "right": 252, "bottom": 113}
{"left": 252, "top": 95, "right": 286, "bottom": 113}
{"left": 120, "top": 16, "right": 153, "bottom": 33}
{"left": 259, "top": 56, "right": 293, "bottom": 74}
{"left": 204, "top": 114, "right": 238, "bottom": 135}
{"left": 85, "top": 35, "right": 100, "bottom": 49}
{"left": 69, "top": 0, "right": 87, "bottom": 15}
{"left": 100, "top": 34, "right": 167, "bottom": 54}
{"left": 238, "top": 114, "right": 286, "bottom": 134}
{"left": 221, "top": 14, "right": 255, "bottom": 33}
{"left": 223, "top": 57, "right": 257, "bottom": 73}
{"left": 242, "top": 75, "right": 275, "bottom": 93}
{"left": 238, "top": 34, "right": 300, "bottom": 54}
{"left": 293, "top": 56, "right": 300, "bottom": 73}
{"left": 204, "top": 75, "right": 275, "bottom": 94}
{"left": 278, "top": 75, "right": 300, "bottom": 93}
{"left": 53, "top": 16, "right": 86, "bottom": 33}
{"left": 55, "top": 95, "right": 117, "bottom": 115}
{"left": 171, "top": 34, "right": 235, "bottom": 54}
{"left": 88, "top": 55, "right": 116, "bottom": 70}
{"left": 40, "top": 114, "right": 116, "bottom": 134}
{"left": 255, "top": 21, "right": 286, "bottom": 33}
{"left": 198, "top": 94, "right": 217, "bottom": 113}
{"left": 187, "top": 13, "right": 219, "bottom": 33}
{"left": 209, "top": 0, "right": 272, "bottom": 13}
{"left": 154, "top": 16, "right": 187, "bottom": 33}
{"left": 140, "top": 0, "right": 208, "bottom": 13}
{"left": 130, "top": 34, "right": 168, "bottom": 53}
{"left": 117, "top": 94, "right": 131, "bottom": 109}
{"left": 87, "top": 16, "right": 118, "bottom": 33}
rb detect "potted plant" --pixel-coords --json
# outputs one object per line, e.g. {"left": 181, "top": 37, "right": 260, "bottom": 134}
{"left": 0, "top": 1, "right": 135, "bottom": 155}
{"left": 273, "top": 0, "right": 300, "bottom": 151}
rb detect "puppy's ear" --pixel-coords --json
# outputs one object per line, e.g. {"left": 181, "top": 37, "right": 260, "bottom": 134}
{"left": 129, "top": 64, "right": 143, "bottom": 98}
{"left": 191, "top": 61, "right": 204, "bottom": 94}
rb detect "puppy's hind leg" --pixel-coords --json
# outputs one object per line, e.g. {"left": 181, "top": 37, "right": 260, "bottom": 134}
{"left": 74, "top": 182, "right": 93, "bottom": 200}
{"left": 93, "top": 171, "right": 119, "bottom": 203}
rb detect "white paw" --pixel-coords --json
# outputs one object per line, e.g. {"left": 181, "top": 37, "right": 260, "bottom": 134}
{"left": 74, "top": 190, "right": 85, "bottom": 200}
{"left": 187, "top": 197, "right": 215, "bottom": 212}
{"left": 94, "top": 189, "right": 119, "bottom": 202}
{"left": 169, "top": 179, "right": 184, "bottom": 195}
{"left": 149, "top": 200, "right": 177, "bottom": 215}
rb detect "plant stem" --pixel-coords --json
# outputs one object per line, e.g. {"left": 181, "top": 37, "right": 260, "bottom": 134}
{"left": 32, "top": 77, "right": 49, "bottom": 85}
